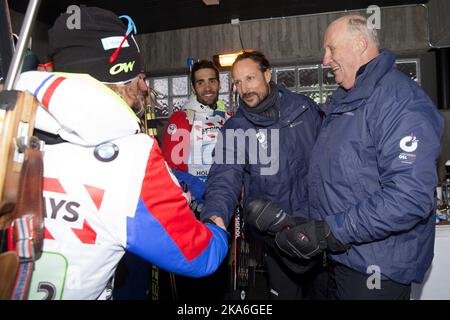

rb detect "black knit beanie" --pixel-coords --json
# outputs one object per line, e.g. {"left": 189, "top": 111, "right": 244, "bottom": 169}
{"left": 48, "top": 6, "right": 143, "bottom": 83}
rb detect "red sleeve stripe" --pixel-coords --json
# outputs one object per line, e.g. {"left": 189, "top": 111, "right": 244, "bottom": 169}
{"left": 42, "top": 76, "right": 66, "bottom": 109}
{"left": 139, "top": 140, "right": 212, "bottom": 261}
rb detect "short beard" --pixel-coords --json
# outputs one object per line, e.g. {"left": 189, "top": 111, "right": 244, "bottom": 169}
{"left": 106, "top": 82, "right": 145, "bottom": 118}
{"left": 196, "top": 93, "right": 218, "bottom": 107}
{"left": 242, "top": 82, "right": 270, "bottom": 107}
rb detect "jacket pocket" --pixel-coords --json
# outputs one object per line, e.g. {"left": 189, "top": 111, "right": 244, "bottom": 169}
{"left": 391, "top": 235, "right": 418, "bottom": 266}
{"left": 341, "top": 152, "right": 366, "bottom": 200}
{"left": 307, "top": 164, "right": 321, "bottom": 213}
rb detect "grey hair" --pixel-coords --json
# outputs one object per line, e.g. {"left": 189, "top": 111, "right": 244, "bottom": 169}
{"left": 347, "top": 16, "right": 380, "bottom": 49}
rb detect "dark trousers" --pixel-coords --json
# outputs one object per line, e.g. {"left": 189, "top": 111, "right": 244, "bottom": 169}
{"left": 308, "top": 260, "right": 411, "bottom": 300}
{"left": 264, "top": 247, "right": 321, "bottom": 300}
{"left": 175, "top": 259, "right": 229, "bottom": 301}
{"left": 113, "top": 253, "right": 151, "bottom": 300}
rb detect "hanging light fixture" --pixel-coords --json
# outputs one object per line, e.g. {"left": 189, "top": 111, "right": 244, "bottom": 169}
{"left": 213, "top": 49, "right": 257, "bottom": 68}
{"left": 202, "top": 0, "right": 220, "bottom": 5}
{"left": 213, "top": 50, "right": 248, "bottom": 68}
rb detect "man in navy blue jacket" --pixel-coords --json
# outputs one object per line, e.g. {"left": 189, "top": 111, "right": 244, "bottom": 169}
{"left": 201, "top": 50, "right": 322, "bottom": 299}
{"left": 265, "top": 15, "right": 444, "bottom": 299}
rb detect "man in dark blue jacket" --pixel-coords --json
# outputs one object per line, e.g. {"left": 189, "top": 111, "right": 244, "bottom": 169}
{"left": 201, "top": 50, "right": 322, "bottom": 299}
{"left": 266, "top": 15, "right": 444, "bottom": 299}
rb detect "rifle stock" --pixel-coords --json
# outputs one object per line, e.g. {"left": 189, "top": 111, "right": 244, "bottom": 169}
{"left": 0, "top": 0, "right": 44, "bottom": 300}
{"left": 0, "top": 90, "right": 42, "bottom": 300}
{"left": 0, "top": 91, "right": 38, "bottom": 213}
{"left": 0, "top": 251, "right": 19, "bottom": 299}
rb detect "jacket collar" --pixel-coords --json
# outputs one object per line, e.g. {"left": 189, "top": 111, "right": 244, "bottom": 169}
{"left": 238, "top": 84, "right": 309, "bottom": 128}
{"left": 182, "top": 94, "right": 218, "bottom": 114}
{"left": 325, "top": 49, "right": 396, "bottom": 114}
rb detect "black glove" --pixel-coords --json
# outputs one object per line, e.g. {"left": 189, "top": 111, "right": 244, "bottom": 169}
{"left": 244, "top": 199, "right": 320, "bottom": 274}
{"left": 275, "top": 220, "right": 349, "bottom": 260}
{"left": 245, "top": 199, "right": 297, "bottom": 235}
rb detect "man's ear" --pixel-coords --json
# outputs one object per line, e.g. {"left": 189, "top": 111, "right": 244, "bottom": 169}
{"left": 355, "top": 34, "right": 369, "bottom": 55}
{"left": 264, "top": 68, "right": 272, "bottom": 84}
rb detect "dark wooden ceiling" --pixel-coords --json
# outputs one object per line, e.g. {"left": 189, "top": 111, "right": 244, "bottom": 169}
{"left": 10, "top": 0, "right": 427, "bottom": 34}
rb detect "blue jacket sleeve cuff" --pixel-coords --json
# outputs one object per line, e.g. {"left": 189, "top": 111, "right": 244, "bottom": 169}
{"left": 325, "top": 211, "right": 352, "bottom": 245}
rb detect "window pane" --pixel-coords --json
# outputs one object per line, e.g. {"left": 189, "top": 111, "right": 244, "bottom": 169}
{"left": 300, "top": 91, "right": 321, "bottom": 104}
{"left": 154, "top": 99, "right": 169, "bottom": 118}
{"left": 220, "top": 73, "right": 230, "bottom": 93}
{"left": 322, "top": 67, "right": 336, "bottom": 86}
{"left": 299, "top": 67, "right": 319, "bottom": 88}
{"left": 219, "top": 94, "right": 231, "bottom": 112}
{"left": 276, "top": 69, "right": 296, "bottom": 89}
{"left": 172, "top": 76, "right": 188, "bottom": 95}
{"left": 396, "top": 61, "right": 418, "bottom": 82}
{"left": 153, "top": 78, "right": 168, "bottom": 96}
{"left": 320, "top": 90, "right": 335, "bottom": 103}
{"left": 172, "top": 97, "right": 188, "bottom": 112}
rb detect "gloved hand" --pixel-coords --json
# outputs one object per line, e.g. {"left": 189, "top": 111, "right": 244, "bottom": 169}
{"left": 245, "top": 199, "right": 322, "bottom": 274}
{"left": 245, "top": 199, "right": 296, "bottom": 235}
{"left": 275, "top": 220, "right": 348, "bottom": 260}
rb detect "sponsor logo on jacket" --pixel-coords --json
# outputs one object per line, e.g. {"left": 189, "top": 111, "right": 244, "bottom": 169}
{"left": 398, "top": 133, "right": 418, "bottom": 164}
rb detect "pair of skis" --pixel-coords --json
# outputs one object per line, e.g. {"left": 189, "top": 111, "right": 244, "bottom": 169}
{"left": 232, "top": 204, "right": 250, "bottom": 300}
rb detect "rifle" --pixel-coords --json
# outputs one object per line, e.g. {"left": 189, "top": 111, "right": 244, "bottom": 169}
{"left": 0, "top": 0, "right": 43, "bottom": 300}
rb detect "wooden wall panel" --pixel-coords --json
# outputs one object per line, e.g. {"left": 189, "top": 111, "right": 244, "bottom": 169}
{"left": 428, "top": 0, "right": 450, "bottom": 47}
{"left": 138, "top": 5, "right": 430, "bottom": 75}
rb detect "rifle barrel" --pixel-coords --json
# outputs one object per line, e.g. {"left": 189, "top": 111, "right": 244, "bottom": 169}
{"left": 4, "top": 0, "right": 41, "bottom": 90}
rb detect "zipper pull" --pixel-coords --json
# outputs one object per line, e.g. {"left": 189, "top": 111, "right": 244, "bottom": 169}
{"left": 322, "top": 250, "right": 327, "bottom": 267}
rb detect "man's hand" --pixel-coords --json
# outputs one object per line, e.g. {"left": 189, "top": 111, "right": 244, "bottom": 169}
{"left": 208, "top": 215, "right": 226, "bottom": 231}
{"left": 243, "top": 199, "right": 323, "bottom": 274}
{"left": 245, "top": 199, "right": 296, "bottom": 235}
{"left": 275, "top": 220, "right": 348, "bottom": 260}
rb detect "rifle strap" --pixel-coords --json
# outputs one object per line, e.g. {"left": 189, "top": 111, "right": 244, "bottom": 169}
{"left": 9, "top": 146, "right": 44, "bottom": 299}
{"left": 11, "top": 257, "right": 33, "bottom": 299}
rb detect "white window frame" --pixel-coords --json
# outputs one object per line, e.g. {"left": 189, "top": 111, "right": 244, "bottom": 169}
{"left": 149, "top": 58, "right": 420, "bottom": 117}
{"left": 149, "top": 71, "right": 232, "bottom": 119}
{"left": 272, "top": 58, "right": 420, "bottom": 104}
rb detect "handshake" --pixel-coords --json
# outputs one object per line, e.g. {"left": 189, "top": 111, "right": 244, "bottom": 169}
{"left": 245, "top": 199, "right": 348, "bottom": 260}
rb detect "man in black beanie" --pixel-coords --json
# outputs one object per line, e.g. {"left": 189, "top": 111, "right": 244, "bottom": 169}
{"left": 11, "top": 6, "right": 228, "bottom": 300}
{"left": 48, "top": 5, "right": 146, "bottom": 118}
